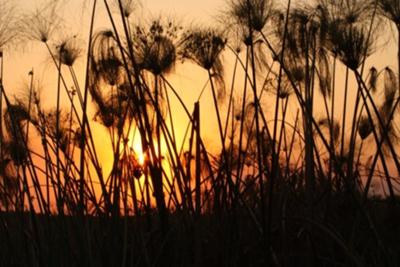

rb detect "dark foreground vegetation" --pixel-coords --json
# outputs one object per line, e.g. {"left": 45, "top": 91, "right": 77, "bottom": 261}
{"left": 2, "top": 197, "right": 400, "bottom": 266}
{"left": 1, "top": 0, "right": 400, "bottom": 266}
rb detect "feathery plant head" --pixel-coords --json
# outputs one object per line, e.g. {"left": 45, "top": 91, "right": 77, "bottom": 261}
{"left": 21, "top": 2, "right": 63, "bottom": 43}
{"left": 317, "top": 0, "right": 377, "bottom": 70}
{"left": 113, "top": 0, "right": 141, "bottom": 18}
{"left": 227, "top": 0, "right": 275, "bottom": 32}
{"left": 317, "top": 0, "right": 374, "bottom": 26}
{"left": 93, "top": 105, "right": 117, "bottom": 128}
{"left": 328, "top": 23, "right": 375, "bottom": 70}
{"left": 381, "top": 67, "right": 398, "bottom": 115}
{"left": 339, "top": 0, "right": 374, "bottom": 25}
{"left": 222, "top": 0, "right": 274, "bottom": 48}
{"left": 181, "top": 27, "right": 227, "bottom": 100}
{"left": 28, "top": 78, "right": 45, "bottom": 108}
{"left": 363, "top": 66, "right": 400, "bottom": 154}
{"left": 273, "top": 7, "right": 314, "bottom": 76}
{"left": 0, "top": 160, "right": 19, "bottom": 209}
{"left": 89, "top": 87, "right": 121, "bottom": 129}
{"left": 378, "top": 0, "right": 400, "bottom": 26}
{"left": 358, "top": 116, "right": 373, "bottom": 140}
{"left": 104, "top": 93, "right": 130, "bottom": 128}
{"left": 0, "top": 1, "right": 18, "bottom": 49}
{"left": 383, "top": 67, "right": 397, "bottom": 98}
{"left": 4, "top": 140, "right": 28, "bottom": 166}
{"left": 43, "top": 109, "right": 76, "bottom": 153}
{"left": 89, "top": 30, "right": 138, "bottom": 129}
{"left": 180, "top": 28, "right": 227, "bottom": 72}
{"left": 278, "top": 81, "right": 293, "bottom": 99}
{"left": 283, "top": 5, "right": 332, "bottom": 54}
{"left": 277, "top": 5, "right": 318, "bottom": 45}
{"left": 319, "top": 118, "right": 341, "bottom": 144}
{"left": 91, "top": 30, "right": 124, "bottom": 86}
{"left": 132, "top": 19, "right": 181, "bottom": 75}
{"left": 368, "top": 66, "right": 379, "bottom": 92}
{"left": 317, "top": 48, "right": 332, "bottom": 97}
{"left": 225, "top": 26, "right": 246, "bottom": 53}
{"left": 272, "top": 5, "right": 332, "bottom": 97}
{"left": 3, "top": 102, "right": 32, "bottom": 140}
{"left": 2, "top": 102, "right": 33, "bottom": 166}
{"left": 264, "top": 76, "right": 293, "bottom": 99}
{"left": 55, "top": 35, "right": 82, "bottom": 66}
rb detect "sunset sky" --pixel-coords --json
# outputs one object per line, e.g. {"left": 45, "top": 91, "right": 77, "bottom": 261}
{"left": 3, "top": 0, "right": 233, "bottom": 180}
{"left": 2, "top": 0, "right": 399, "bottom": 179}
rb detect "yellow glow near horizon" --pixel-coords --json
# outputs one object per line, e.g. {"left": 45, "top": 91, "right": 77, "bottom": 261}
{"left": 129, "top": 131, "right": 145, "bottom": 166}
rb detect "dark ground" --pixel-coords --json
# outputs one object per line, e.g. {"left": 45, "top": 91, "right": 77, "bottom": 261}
{"left": 1, "top": 196, "right": 400, "bottom": 266}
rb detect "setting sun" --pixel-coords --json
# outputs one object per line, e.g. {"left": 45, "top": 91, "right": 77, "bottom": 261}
{"left": 129, "top": 131, "right": 145, "bottom": 166}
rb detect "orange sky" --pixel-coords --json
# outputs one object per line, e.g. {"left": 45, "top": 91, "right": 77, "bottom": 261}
{"left": 2, "top": 0, "right": 399, "bottom": 189}
{"left": 1, "top": 0, "right": 232, "bottom": 189}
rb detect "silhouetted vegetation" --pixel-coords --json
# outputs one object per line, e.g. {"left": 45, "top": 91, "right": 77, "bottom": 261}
{"left": 1, "top": 0, "right": 400, "bottom": 266}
